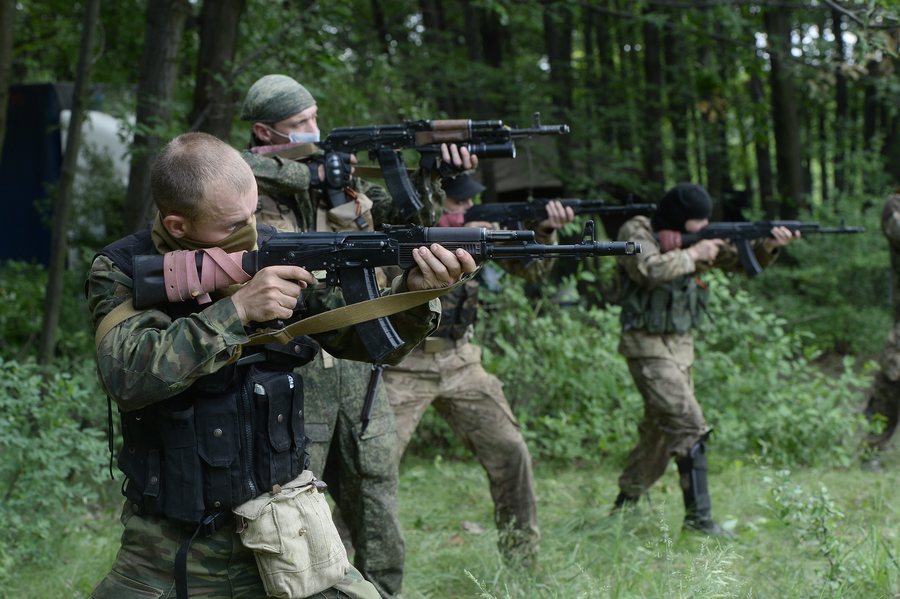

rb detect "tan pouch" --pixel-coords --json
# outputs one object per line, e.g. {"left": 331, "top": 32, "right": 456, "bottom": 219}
{"left": 233, "top": 471, "right": 350, "bottom": 598}
{"left": 316, "top": 191, "right": 374, "bottom": 232}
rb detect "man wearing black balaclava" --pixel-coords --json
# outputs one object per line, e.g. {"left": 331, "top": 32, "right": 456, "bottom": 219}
{"left": 610, "top": 183, "right": 797, "bottom": 536}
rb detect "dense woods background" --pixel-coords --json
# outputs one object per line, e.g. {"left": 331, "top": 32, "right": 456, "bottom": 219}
{"left": 1, "top": 1, "right": 900, "bottom": 596}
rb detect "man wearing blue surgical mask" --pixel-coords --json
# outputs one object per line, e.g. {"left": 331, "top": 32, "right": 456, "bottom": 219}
{"left": 238, "top": 74, "right": 476, "bottom": 598}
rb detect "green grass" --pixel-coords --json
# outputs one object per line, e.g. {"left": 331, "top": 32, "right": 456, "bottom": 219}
{"left": 399, "top": 450, "right": 900, "bottom": 598}
{"left": 10, "top": 449, "right": 900, "bottom": 598}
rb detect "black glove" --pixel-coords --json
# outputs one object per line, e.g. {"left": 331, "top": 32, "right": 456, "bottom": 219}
{"left": 307, "top": 152, "right": 353, "bottom": 190}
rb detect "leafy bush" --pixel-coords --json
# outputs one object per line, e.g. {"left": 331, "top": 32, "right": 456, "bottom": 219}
{"left": 0, "top": 358, "right": 110, "bottom": 586}
{"left": 410, "top": 269, "right": 867, "bottom": 468}
{"left": 740, "top": 203, "right": 890, "bottom": 357}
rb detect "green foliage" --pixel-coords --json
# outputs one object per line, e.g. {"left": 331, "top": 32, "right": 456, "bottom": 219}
{"left": 0, "top": 262, "right": 93, "bottom": 361}
{"left": 741, "top": 204, "right": 890, "bottom": 356}
{"left": 0, "top": 358, "right": 109, "bottom": 588}
{"left": 765, "top": 468, "right": 893, "bottom": 597}
{"left": 696, "top": 271, "right": 865, "bottom": 467}
{"left": 410, "top": 268, "right": 868, "bottom": 468}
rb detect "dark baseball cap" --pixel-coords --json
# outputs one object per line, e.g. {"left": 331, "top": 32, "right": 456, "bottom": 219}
{"left": 441, "top": 174, "right": 486, "bottom": 200}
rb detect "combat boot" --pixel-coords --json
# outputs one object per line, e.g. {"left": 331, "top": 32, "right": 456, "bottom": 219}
{"left": 676, "top": 439, "right": 735, "bottom": 538}
{"left": 608, "top": 491, "right": 640, "bottom": 516}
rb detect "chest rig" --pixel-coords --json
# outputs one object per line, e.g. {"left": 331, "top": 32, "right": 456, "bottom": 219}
{"left": 619, "top": 271, "right": 709, "bottom": 335}
{"left": 98, "top": 227, "right": 317, "bottom": 524}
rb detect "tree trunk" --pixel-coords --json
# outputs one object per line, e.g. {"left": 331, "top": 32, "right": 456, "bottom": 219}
{"left": 749, "top": 72, "right": 776, "bottom": 218}
{"left": 765, "top": 7, "right": 804, "bottom": 219}
{"left": 370, "top": 0, "right": 392, "bottom": 58}
{"left": 38, "top": 0, "right": 101, "bottom": 365}
{"left": 641, "top": 4, "right": 665, "bottom": 190}
{"left": 832, "top": 9, "right": 848, "bottom": 194}
{"left": 122, "top": 0, "right": 190, "bottom": 234}
{"left": 189, "top": 0, "right": 246, "bottom": 138}
{"left": 419, "top": 0, "right": 454, "bottom": 115}
{"left": 542, "top": 1, "right": 573, "bottom": 196}
{"left": 862, "top": 57, "right": 879, "bottom": 153}
{"left": 0, "top": 0, "right": 16, "bottom": 152}
{"left": 663, "top": 11, "right": 691, "bottom": 182}
{"left": 818, "top": 109, "right": 829, "bottom": 205}
{"left": 596, "top": 1, "right": 619, "bottom": 150}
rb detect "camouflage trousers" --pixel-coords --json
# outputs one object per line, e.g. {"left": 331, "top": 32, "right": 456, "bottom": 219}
{"left": 865, "top": 322, "right": 900, "bottom": 451}
{"left": 301, "top": 352, "right": 404, "bottom": 598}
{"left": 383, "top": 339, "right": 539, "bottom": 562}
{"left": 91, "top": 506, "right": 379, "bottom": 599}
{"left": 618, "top": 357, "right": 709, "bottom": 497}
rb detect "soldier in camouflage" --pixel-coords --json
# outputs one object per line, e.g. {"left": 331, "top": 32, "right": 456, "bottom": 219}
{"left": 87, "top": 132, "right": 475, "bottom": 599}
{"left": 238, "top": 74, "right": 476, "bottom": 597}
{"left": 383, "top": 174, "right": 574, "bottom": 566}
{"left": 611, "top": 183, "right": 798, "bottom": 536}
{"left": 863, "top": 192, "right": 900, "bottom": 460}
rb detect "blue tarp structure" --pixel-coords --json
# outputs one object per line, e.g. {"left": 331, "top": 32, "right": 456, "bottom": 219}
{"left": 0, "top": 83, "right": 73, "bottom": 265}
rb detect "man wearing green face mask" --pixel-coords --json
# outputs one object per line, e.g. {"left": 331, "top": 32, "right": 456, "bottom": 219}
{"left": 87, "top": 132, "right": 475, "bottom": 599}
{"left": 238, "top": 74, "right": 478, "bottom": 598}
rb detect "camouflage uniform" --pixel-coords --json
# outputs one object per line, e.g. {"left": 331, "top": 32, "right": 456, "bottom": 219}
{"left": 615, "top": 215, "right": 777, "bottom": 507}
{"left": 242, "top": 148, "right": 443, "bottom": 598}
{"left": 865, "top": 193, "right": 900, "bottom": 451}
{"left": 383, "top": 236, "right": 554, "bottom": 564}
{"left": 87, "top": 228, "right": 439, "bottom": 599}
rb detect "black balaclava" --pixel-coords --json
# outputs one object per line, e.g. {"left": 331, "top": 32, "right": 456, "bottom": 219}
{"left": 651, "top": 183, "right": 713, "bottom": 233}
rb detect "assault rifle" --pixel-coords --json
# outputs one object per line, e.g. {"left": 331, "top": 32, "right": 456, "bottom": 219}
{"left": 464, "top": 198, "right": 657, "bottom": 229}
{"left": 250, "top": 112, "right": 570, "bottom": 221}
{"left": 133, "top": 222, "right": 638, "bottom": 362}
{"left": 662, "top": 220, "right": 864, "bottom": 277}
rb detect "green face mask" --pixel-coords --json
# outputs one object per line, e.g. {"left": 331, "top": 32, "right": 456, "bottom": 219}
{"left": 151, "top": 212, "right": 258, "bottom": 254}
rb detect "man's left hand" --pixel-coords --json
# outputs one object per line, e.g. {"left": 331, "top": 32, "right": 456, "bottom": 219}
{"left": 440, "top": 143, "right": 478, "bottom": 172}
{"left": 763, "top": 226, "right": 801, "bottom": 251}
{"left": 537, "top": 200, "right": 576, "bottom": 235}
{"left": 406, "top": 244, "right": 477, "bottom": 290}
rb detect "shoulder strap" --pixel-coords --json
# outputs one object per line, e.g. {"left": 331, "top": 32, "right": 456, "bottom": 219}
{"left": 243, "top": 278, "right": 470, "bottom": 347}
{"left": 94, "top": 298, "right": 141, "bottom": 350}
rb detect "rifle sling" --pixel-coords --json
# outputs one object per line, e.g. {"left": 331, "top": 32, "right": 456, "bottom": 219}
{"left": 94, "top": 298, "right": 142, "bottom": 351}
{"left": 243, "top": 282, "right": 460, "bottom": 347}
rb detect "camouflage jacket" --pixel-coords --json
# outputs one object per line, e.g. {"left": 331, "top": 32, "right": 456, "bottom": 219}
{"left": 240, "top": 149, "right": 445, "bottom": 232}
{"left": 616, "top": 215, "right": 778, "bottom": 364}
{"left": 883, "top": 194, "right": 900, "bottom": 322}
{"left": 86, "top": 236, "right": 440, "bottom": 412}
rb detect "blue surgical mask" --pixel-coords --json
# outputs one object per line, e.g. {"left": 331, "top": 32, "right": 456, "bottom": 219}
{"left": 287, "top": 131, "right": 320, "bottom": 144}
{"left": 267, "top": 126, "right": 320, "bottom": 144}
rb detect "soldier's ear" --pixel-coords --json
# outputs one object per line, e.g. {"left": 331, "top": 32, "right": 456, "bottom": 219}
{"left": 251, "top": 122, "right": 273, "bottom": 145}
{"left": 162, "top": 213, "right": 189, "bottom": 238}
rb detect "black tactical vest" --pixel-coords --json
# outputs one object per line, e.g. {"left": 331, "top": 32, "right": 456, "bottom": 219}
{"left": 97, "top": 227, "right": 317, "bottom": 524}
{"left": 618, "top": 270, "right": 709, "bottom": 335}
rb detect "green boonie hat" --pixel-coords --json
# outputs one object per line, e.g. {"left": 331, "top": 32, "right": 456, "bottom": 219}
{"left": 240, "top": 74, "right": 316, "bottom": 123}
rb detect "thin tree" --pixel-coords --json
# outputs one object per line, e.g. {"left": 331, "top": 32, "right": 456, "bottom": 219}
{"left": 122, "top": 0, "right": 190, "bottom": 234}
{"left": 641, "top": 3, "right": 665, "bottom": 189}
{"left": 38, "top": 0, "right": 101, "bottom": 365}
{"left": 765, "top": 7, "right": 805, "bottom": 219}
{"left": 189, "top": 0, "right": 247, "bottom": 138}
{"left": 832, "top": 9, "right": 848, "bottom": 194}
{"left": 0, "top": 0, "right": 16, "bottom": 151}
{"left": 542, "top": 0, "right": 573, "bottom": 195}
